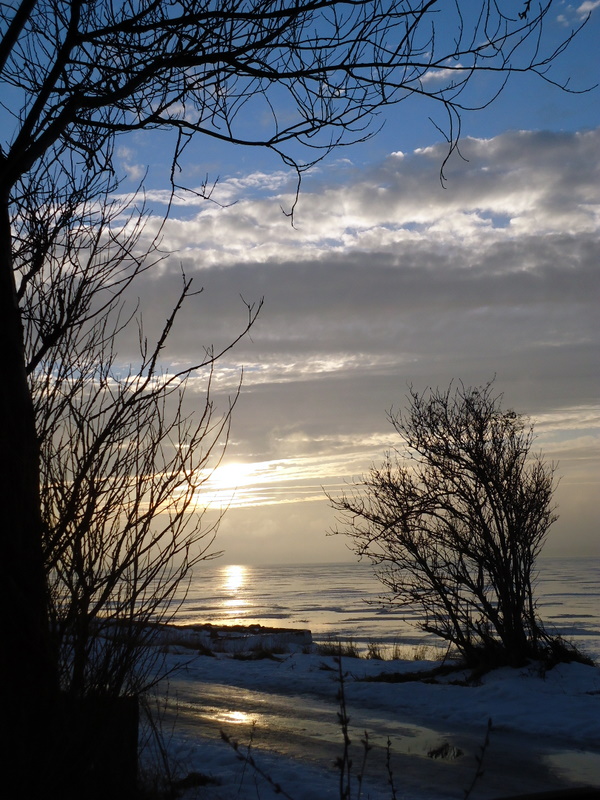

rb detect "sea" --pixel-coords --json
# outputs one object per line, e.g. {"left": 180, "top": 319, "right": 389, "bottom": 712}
{"left": 173, "top": 557, "right": 600, "bottom": 661}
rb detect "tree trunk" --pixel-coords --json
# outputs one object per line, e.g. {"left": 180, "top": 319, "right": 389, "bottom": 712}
{"left": 0, "top": 193, "right": 59, "bottom": 793}
{"left": 59, "top": 694, "right": 140, "bottom": 800}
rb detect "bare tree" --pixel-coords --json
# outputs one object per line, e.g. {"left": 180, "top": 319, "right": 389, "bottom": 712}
{"left": 13, "top": 147, "right": 261, "bottom": 700}
{"left": 34, "top": 275, "right": 258, "bottom": 700}
{"left": 11, "top": 152, "right": 261, "bottom": 795}
{"left": 331, "top": 381, "right": 558, "bottom": 667}
{"left": 0, "top": 0, "right": 587, "bottom": 790}
{"left": 40, "top": 317, "right": 242, "bottom": 700}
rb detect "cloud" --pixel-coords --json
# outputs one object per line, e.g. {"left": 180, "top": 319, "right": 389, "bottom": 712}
{"left": 419, "top": 64, "right": 468, "bottom": 84}
{"left": 133, "top": 130, "right": 599, "bottom": 269}
{"left": 557, "top": 1, "right": 599, "bottom": 25}
{"left": 577, "top": 1, "right": 600, "bottom": 14}
{"left": 116, "top": 145, "right": 146, "bottom": 183}
{"left": 122, "top": 128, "right": 599, "bottom": 398}
{"left": 111, "top": 128, "right": 599, "bottom": 554}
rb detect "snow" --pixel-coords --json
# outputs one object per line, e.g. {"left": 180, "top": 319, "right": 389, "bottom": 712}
{"left": 139, "top": 628, "right": 600, "bottom": 800}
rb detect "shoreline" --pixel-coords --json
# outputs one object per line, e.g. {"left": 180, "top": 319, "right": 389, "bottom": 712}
{"left": 154, "top": 620, "right": 313, "bottom": 654}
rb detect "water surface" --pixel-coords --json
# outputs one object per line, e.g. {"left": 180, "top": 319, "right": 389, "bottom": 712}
{"left": 175, "top": 557, "right": 600, "bottom": 660}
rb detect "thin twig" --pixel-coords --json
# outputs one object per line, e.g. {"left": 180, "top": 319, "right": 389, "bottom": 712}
{"left": 464, "top": 718, "right": 493, "bottom": 800}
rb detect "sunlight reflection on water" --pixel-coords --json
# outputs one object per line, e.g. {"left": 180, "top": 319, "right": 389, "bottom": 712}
{"left": 176, "top": 559, "right": 600, "bottom": 659}
{"left": 220, "top": 565, "right": 251, "bottom": 614}
{"left": 224, "top": 564, "right": 246, "bottom": 593}
{"left": 212, "top": 709, "right": 256, "bottom": 726}
{"left": 224, "top": 598, "right": 248, "bottom": 608}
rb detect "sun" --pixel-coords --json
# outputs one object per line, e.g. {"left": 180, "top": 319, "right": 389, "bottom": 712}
{"left": 192, "top": 460, "right": 262, "bottom": 510}
{"left": 210, "top": 461, "right": 255, "bottom": 490}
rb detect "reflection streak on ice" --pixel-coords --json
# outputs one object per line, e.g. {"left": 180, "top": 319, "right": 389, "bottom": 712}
{"left": 224, "top": 564, "right": 246, "bottom": 593}
{"left": 212, "top": 709, "right": 256, "bottom": 726}
{"left": 224, "top": 598, "right": 248, "bottom": 609}
{"left": 221, "top": 565, "right": 249, "bottom": 613}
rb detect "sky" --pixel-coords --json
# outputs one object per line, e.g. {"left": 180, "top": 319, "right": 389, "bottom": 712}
{"left": 113, "top": 1, "right": 599, "bottom": 564}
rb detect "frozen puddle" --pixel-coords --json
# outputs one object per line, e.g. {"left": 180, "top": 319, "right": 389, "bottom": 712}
{"left": 167, "top": 679, "right": 599, "bottom": 799}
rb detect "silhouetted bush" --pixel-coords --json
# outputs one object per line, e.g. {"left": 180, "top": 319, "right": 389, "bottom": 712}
{"left": 331, "top": 381, "right": 561, "bottom": 668}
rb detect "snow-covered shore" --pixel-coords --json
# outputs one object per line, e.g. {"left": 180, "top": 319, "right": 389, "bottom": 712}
{"left": 140, "top": 625, "right": 600, "bottom": 800}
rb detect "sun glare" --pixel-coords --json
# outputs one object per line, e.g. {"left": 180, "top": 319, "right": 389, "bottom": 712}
{"left": 211, "top": 462, "right": 255, "bottom": 490}
{"left": 193, "top": 455, "right": 343, "bottom": 510}
{"left": 194, "top": 462, "right": 260, "bottom": 509}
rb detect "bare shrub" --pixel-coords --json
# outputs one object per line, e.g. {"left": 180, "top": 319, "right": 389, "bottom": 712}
{"left": 331, "top": 381, "right": 559, "bottom": 667}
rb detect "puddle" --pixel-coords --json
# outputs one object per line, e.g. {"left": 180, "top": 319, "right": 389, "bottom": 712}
{"left": 173, "top": 680, "right": 454, "bottom": 758}
{"left": 168, "top": 679, "right": 598, "bottom": 798}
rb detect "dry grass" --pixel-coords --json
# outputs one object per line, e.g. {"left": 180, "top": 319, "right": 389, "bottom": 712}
{"left": 315, "top": 637, "right": 361, "bottom": 659}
